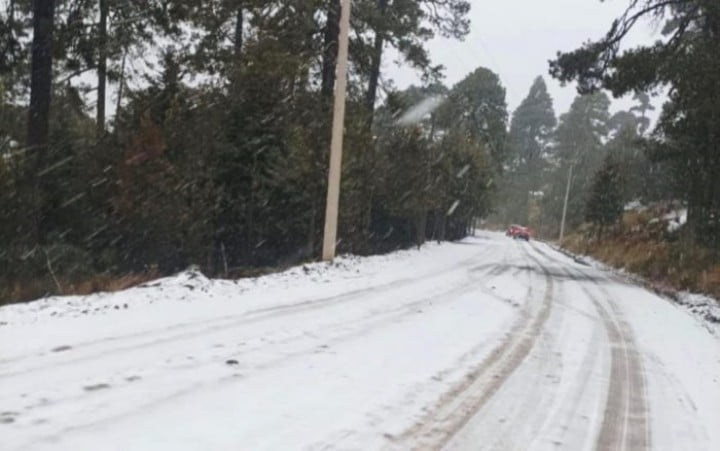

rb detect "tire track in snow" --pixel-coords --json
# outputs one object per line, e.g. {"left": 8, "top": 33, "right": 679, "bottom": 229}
{"left": 471, "top": 298, "right": 566, "bottom": 451}
{"left": 529, "top": 241, "right": 650, "bottom": 451}
{"left": 590, "top": 287, "right": 650, "bottom": 451}
{"left": 11, "top": 257, "right": 522, "bottom": 448}
{"left": 387, "top": 244, "right": 555, "bottom": 450}
{"left": 528, "top": 312, "right": 604, "bottom": 451}
{"left": 0, "top": 249, "right": 497, "bottom": 370}
{"left": 0, "top": 250, "right": 501, "bottom": 379}
{"left": 0, "top": 253, "right": 523, "bottom": 429}
{"left": 8, "top": 277, "right": 480, "bottom": 437}
{"left": 445, "top": 241, "right": 609, "bottom": 451}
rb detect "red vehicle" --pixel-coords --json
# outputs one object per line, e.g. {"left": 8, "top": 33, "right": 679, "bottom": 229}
{"left": 506, "top": 224, "right": 532, "bottom": 241}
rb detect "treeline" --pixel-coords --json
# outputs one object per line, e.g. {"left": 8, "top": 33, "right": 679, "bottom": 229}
{"left": 495, "top": 78, "right": 659, "bottom": 238}
{"left": 0, "top": 1, "right": 509, "bottom": 303}
{"left": 499, "top": 0, "right": 720, "bottom": 249}
{"left": 548, "top": 0, "right": 720, "bottom": 247}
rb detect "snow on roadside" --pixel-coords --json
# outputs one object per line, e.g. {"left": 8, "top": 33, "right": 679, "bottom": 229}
{"left": 0, "top": 267, "right": 217, "bottom": 326}
{"left": 676, "top": 292, "right": 720, "bottom": 326}
{"left": 0, "top": 253, "right": 371, "bottom": 325}
{"left": 624, "top": 199, "right": 645, "bottom": 211}
{"left": 0, "top": 232, "right": 527, "bottom": 451}
{"left": 0, "top": 236, "right": 507, "bottom": 368}
{"left": 664, "top": 208, "right": 688, "bottom": 232}
{"left": 554, "top": 244, "right": 720, "bottom": 336}
{"left": 0, "top": 238, "right": 485, "bottom": 328}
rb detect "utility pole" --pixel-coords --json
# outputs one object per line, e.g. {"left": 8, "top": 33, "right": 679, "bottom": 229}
{"left": 559, "top": 163, "right": 574, "bottom": 242}
{"left": 322, "top": 0, "right": 351, "bottom": 261}
{"left": 559, "top": 101, "right": 593, "bottom": 243}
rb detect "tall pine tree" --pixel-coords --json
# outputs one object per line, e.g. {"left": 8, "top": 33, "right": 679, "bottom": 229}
{"left": 506, "top": 76, "right": 556, "bottom": 224}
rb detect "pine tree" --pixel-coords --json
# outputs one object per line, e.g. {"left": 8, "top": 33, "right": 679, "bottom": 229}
{"left": 1, "top": 0, "right": 487, "bottom": 303}
{"left": 435, "top": 67, "right": 508, "bottom": 168}
{"left": 505, "top": 76, "right": 556, "bottom": 224}
{"left": 550, "top": 0, "right": 720, "bottom": 248}
{"left": 630, "top": 92, "right": 655, "bottom": 135}
{"left": 541, "top": 93, "right": 610, "bottom": 234}
{"left": 586, "top": 159, "right": 623, "bottom": 237}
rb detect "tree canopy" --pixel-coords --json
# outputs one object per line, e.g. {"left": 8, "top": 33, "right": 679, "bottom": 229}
{"left": 0, "top": 0, "right": 505, "bottom": 303}
{"left": 549, "top": 0, "right": 720, "bottom": 247}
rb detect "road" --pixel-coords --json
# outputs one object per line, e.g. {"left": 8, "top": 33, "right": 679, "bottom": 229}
{"left": 1, "top": 232, "right": 719, "bottom": 450}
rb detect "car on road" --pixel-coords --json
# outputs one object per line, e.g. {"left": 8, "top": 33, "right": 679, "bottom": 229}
{"left": 506, "top": 224, "right": 532, "bottom": 241}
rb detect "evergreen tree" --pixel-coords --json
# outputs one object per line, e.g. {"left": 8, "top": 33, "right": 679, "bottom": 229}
{"left": 541, "top": 92, "right": 610, "bottom": 234}
{"left": 586, "top": 158, "right": 623, "bottom": 236}
{"left": 370, "top": 69, "right": 503, "bottom": 249}
{"left": 435, "top": 67, "right": 508, "bottom": 168}
{"left": 505, "top": 76, "right": 556, "bottom": 224}
{"left": 0, "top": 0, "right": 486, "bottom": 303}
{"left": 550, "top": 0, "right": 720, "bottom": 248}
{"left": 630, "top": 92, "right": 655, "bottom": 135}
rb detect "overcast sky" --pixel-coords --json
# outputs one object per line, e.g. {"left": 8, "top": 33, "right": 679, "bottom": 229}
{"left": 388, "top": 0, "right": 660, "bottom": 120}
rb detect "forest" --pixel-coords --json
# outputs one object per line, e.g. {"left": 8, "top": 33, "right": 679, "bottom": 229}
{"left": 1, "top": 0, "right": 719, "bottom": 303}
{"left": 1, "top": 0, "right": 498, "bottom": 303}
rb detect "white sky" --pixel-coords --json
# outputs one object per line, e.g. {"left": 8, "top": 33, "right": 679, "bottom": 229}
{"left": 387, "top": 0, "right": 661, "bottom": 120}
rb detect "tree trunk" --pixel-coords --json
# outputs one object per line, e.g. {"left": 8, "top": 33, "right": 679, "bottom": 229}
{"left": 438, "top": 214, "right": 446, "bottom": 241}
{"left": 27, "top": 0, "right": 56, "bottom": 244}
{"left": 96, "top": 0, "right": 108, "bottom": 138}
{"left": 358, "top": 0, "right": 388, "bottom": 253}
{"left": 415, "top": 212, "right": 427, "bottom": 248}
{"left": 245, "top": 151, "right": 257, "bottom": 258}
{"left": 321, "top": 0, "right": 340, "bottom": 100}
{"left": 115, "top": 45, "right": 127, "bottom": 117}
{"left": 307, "top": 201, "right": 317, "bottom": 259}
{"left": 365, "top": 0, "right": 388, "bottom": 125}
{"left": 524, "top": 189, "right": 531, "bottom": 224}
{"left": 234, "top": 3, "right": 243, "bottom": 60}
{"left": 685, "top": 189, "right": 701, "bottom": 244}
{"left": 28, "top": 0, "right": 55, "bottom": 151}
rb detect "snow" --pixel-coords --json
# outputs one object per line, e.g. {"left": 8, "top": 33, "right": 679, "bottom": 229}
{"left": 664, "top": 208, "right": 688, "bottom": 232}
{"left": 396, "top": 95, "right": 445, "bottom": 125}
{"left": 676, "top": 292, "right": 720, "bottom": 328}
{"left": 526, "top": 242, "right": 720, "bottom": 450}
{"left": 1, "top": 234, "right": 526, "bottom": 450}
{"left": 604, "top": 282, "right": 720, "bottom": 449}
{"left": 620, "top": 201, "right": 687, "bottom": 232}
{"left": 624, "top": 199, "right": 644, "bottom": 211}
{"left": 2, "top": 232, "right": 720, "bottom": 450}
{"left": 560, "top": 245, "right": 720, "bottom": 337}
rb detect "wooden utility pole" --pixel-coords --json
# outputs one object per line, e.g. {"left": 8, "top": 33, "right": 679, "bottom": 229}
{"left": 559, "top": 163, "right": 574, "bottom": 242}
{"left": 322, "top": 0, "right": 351, "bottom": 261}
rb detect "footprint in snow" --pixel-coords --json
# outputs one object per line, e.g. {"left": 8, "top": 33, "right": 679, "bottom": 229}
{"left": 83, "top": 383, "right": 111, "bottom": 392}
{"left": 51, "top": 345, "right": 72, "bottom": 353}
{"left": 0, "top": 412, "right": 19, "bottom": 424}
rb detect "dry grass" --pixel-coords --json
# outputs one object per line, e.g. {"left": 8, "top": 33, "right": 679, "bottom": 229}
{"left": 0, "top": 271, "right": 160, "bottom": 306}
{"left": 67, "top": 272, "right": 160, "bottom": 295}
{"left": 697, "top": 264, "right": 720, "bottom": 295}
{"left": 562, "top": 209, "right": 720, "bottom": 300}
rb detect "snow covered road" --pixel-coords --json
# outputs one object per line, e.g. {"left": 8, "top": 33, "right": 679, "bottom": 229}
{"left": 1, "top": 231, "right": 719, "bottom": 450}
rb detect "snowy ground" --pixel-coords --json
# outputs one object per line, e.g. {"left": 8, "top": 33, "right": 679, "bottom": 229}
{"left": 2, "top": 231, "right": 719, "bottom": 450}
{"left": 550, "top": 245, "right": 720, "bottom": 337}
